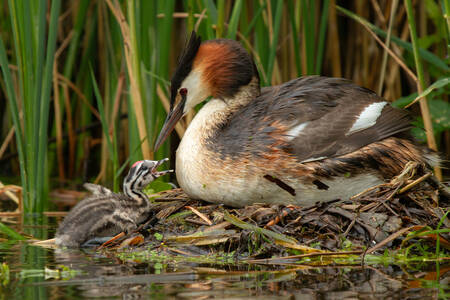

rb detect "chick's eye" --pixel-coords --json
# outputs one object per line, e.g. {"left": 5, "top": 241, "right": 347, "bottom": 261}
{"left": 179, "top": 88, "right": 187, "bottom": 97}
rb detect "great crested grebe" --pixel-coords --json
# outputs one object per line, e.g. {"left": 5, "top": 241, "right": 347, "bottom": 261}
{"left": 154, "top": 32, "right": 438, "bottom": 208}
{"left": 55, "top": 159, "right": 172, "bottom": 248}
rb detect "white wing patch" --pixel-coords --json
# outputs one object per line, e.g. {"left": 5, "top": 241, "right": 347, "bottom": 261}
{"left": 286, "top": 122, "right": 308, "bottom": 141}
{"left": 346, "top": 102, "right": 387, "bottom": 135}
{"left": 301, "top": 156, "right": 327, "bottom": 163}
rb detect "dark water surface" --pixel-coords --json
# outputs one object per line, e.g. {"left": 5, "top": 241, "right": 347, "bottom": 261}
{"left": 0, "top": 217, "right": 448, "bottom": 299}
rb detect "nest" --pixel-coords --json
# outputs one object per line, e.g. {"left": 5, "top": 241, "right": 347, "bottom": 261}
{"left": 100, "top": 162, "right": 449, "bottom": 261}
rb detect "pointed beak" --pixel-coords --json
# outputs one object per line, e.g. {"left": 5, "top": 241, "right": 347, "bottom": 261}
{"left": 148, "top": 158, "right": 173, "bottom": 177}
{"left": 154, "top": 98, "right": 186, "bottom": 151}
{"left": 152, "top": 158, "right": 169, "bottom": 170}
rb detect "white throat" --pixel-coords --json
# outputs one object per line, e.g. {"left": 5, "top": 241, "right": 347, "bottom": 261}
{"left": 176, "top": 99, "right": 228, "bottom": 199}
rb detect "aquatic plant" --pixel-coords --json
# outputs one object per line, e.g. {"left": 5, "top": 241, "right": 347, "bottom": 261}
{"left": 0, "top": 1, "right": 448, "bottom": 213}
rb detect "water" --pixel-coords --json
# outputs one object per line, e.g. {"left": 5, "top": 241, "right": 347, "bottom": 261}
{"left": 0, "top": 217, "right": 448, "bottom": 299}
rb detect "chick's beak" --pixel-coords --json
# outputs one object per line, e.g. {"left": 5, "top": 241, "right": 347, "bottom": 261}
{"left": 154, "top": 98, "right": 186, "bottom": 151}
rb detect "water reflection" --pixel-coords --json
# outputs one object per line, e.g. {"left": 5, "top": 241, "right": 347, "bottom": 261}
{"left": 0, "top": 220, "right": 448, "bottom": 299}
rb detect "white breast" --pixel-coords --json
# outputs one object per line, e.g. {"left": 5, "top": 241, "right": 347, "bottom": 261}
{"left": 176, "top": 99, "right": 295, "bottom": 206}
{"left": 176, "top": 100, "right": 384, "bottom": 207}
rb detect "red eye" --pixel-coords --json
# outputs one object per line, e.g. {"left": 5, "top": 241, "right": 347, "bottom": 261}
{"left": 179, "top": 88, "right": 187, "bottom": 96}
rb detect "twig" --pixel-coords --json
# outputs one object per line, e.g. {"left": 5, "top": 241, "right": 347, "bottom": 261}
{"left": 350, "top": 183, "right": 388, "bottom": 200}
{"left": 377, "top": 0, "right": 399, "bottom": 94}
{"left": 0, "top": 127, "right": 15, "bottom": 160}
{"left": 185, "top": 206, "right": 213, "bottom": 225}
{"left": 97, "top": 231, "right": 125, "bottom": 250}
{"left": 398, "top": 173, "right": 432, "bottom": 194}
{"left": 365, "top": 226, "right": 415, "bottom": 254}
{"left": 359, "top": 20, "right": 418, "bottom": 82}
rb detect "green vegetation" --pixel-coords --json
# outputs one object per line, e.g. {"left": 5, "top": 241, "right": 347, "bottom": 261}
{"left": 0, "top": 263, "right": 9, "bottom": 286}
{"left": 0, "top": 222, "right": 26, "bottom": 241}
{"left": 0, "top": 1, "right": 448, "bottom": 213}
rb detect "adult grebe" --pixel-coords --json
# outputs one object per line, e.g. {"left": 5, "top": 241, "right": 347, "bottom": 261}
{"left": 154, "top": 32, "right": 437, "bottom": 207}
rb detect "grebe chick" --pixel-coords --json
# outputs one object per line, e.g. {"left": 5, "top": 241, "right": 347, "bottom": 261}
{"left": 154, "top": 32, "right": 439, "bottom": 207}
{"left": 55, "top": 159, "right": 173, "bottom": 248}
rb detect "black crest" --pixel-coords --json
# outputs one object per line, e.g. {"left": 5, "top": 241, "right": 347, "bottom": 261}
{"left": 170, "top": 31, "right": 202, "bottom": 107}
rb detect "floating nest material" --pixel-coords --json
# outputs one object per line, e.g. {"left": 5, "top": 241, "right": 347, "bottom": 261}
{"left": 100, "top": 162, "right": 449, "bottom": 261}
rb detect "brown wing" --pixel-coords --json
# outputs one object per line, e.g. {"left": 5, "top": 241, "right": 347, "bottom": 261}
{"left": 209, "top": 76, "right": 412, "bottom": 162}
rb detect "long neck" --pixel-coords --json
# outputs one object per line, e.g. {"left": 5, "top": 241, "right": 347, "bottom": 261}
{"left": 179, "top": 76, "right": 261, "bottom": 155}
{"left": 123, "top": 184, "right": 149, "bottom": 207}
{"left": 201, "top": 76, "right": 260, "bottom": 134}
{"left": 221, "top": 76, "right": 260, "bottom": 112}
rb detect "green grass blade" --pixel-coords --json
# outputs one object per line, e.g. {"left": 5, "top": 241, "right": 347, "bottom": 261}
{"left": 35, "top": 0, "right": 60, "bottom": 212}
{"left": 226, "top": 0, "right": 242, "bottom": 39}
{"left": 62, "top": 0, "right": 90, "bottom": 78}
{"left": 202, "top": 0, "right": 217, "bottom": 39}
{"left": 406, "top": 77, "right": 450, "bottom": 108}
{"left": 301, "top": 0, "right": 316, "bottom": 75}
{"left": 90, "top": 66, "right": 114, "bottom": 160}
{"left": 266, "top": 0, "right": 283, "bottom": 83}
{"left": 315, "top": 0, "right": 330, "bottom": 74}
{"left": 0, "top": 38, "right": 27, "bottom": 199}
{"left": 216, "top": 0, "right": 225, "bottom": 38}
{"left": 0, "top": 222, "right": 27, "bottom": 240}
{"left": 337, "top": 5, "right": 449, "bottom": 72}
{"left": 242, "top": 2, "right": 266, "bottom": 37}
{"left": 287, "top": 0, "right": 301, "bottom": 76}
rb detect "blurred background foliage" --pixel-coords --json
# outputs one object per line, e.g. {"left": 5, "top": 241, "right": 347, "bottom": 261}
{"left": 0, "top": 0, "right": 448, "bottom": 213}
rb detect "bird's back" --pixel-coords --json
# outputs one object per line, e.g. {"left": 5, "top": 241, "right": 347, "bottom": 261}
{"left": 207, "top": 76, "right": 412, "bottom": 163}
{"left": 176, "top": 76, "right": 437, "bottom": 207}
{"left": 55, "top": 192, "right": 128, "bottom": 247}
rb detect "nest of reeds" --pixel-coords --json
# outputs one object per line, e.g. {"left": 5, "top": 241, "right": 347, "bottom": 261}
{"left": 99, "top": 162, "right": 449, "bottom": 260}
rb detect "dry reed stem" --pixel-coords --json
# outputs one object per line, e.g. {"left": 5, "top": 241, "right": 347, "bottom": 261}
{"left": 109, "top": 72, "right": 125, "bottom": 137}
{"left": 53, "top": 61, "right": 65, "bottom": 180}
{"left": 42, "top": 211, "right": 68, "bottom": 217}
{"left": 328, "top": 1, "right": 341, "bottom": 77}
{"left": 8, "top": 64, "right": 100, "bottom": 120}
{"left": 63, "top": 85, "right": 76, "bottom": 176}
{"left": 377, "top": 0, "right": 399, "bottom": 95}
{"left": 404, "top": 0, "right": 441, "bottom": 180}
{"left": 0, "top": 182, "right": 21, "bottom": 207}
{"left": 359, "top": 21, "right": 417, "bottom": 82}
{"left": 365, "top": 226, "right": 415, "bottom": 254}
{"left": 186, "top": 205, "right": 213, "bottom": 225}
{"left": 106, "top": 0, "right": 151, "bottom": 159}
{"left": 0, "top": 127, "right": 15, "bottom": 160}
{"left": 398, "top": 172, "right": 432, "bottom": 194}
{"left": 54, "top": 27, "right": 79, "bottom": 178}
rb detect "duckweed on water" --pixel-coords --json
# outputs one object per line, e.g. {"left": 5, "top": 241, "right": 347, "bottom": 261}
{"left": 116, "top": 248, "right": 238, "bottom": 266}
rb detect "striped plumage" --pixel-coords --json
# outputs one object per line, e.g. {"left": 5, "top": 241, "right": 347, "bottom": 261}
{"left": 55, "top": 159, "right": 172, "bottom": 248}
{"left": 154, "top": 32, "right": 438, "bottom": 207}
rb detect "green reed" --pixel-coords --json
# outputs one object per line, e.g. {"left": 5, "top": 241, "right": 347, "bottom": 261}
{"left": 0, "top": 1, "right": 448, "bottom": 213}
{"left": 0, "top": 0, "right": 61, "bottom": 213}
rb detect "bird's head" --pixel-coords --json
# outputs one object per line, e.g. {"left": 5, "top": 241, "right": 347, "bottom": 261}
{"left": 154, "top": 32, "right": 259, "bottom": 150}
{"left": 124, "top": 159, "right": 172, "bottom": 191}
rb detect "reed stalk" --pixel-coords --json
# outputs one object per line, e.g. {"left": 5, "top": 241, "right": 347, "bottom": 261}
{"left": 404, "top": 0, "right": 442, "bottom": 180}
{"left": 0, "top": 0, "right": 61, "bottom": 213}
{"left": 0, "top": 1, "right": 448, "bottom": 206}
